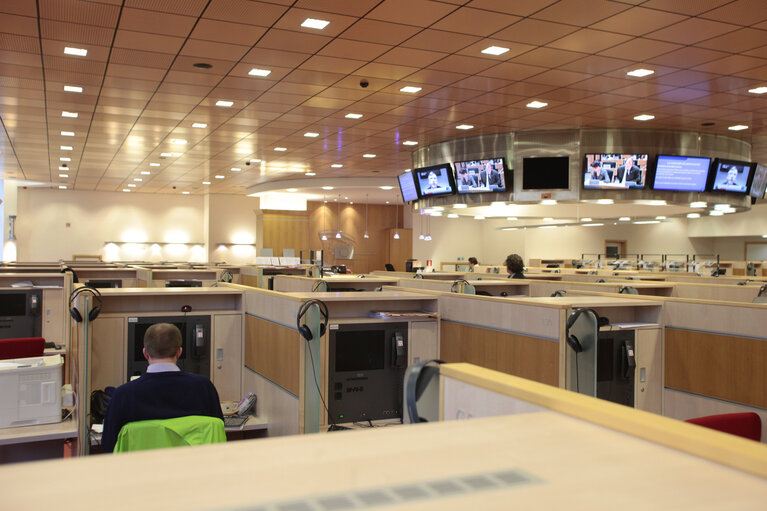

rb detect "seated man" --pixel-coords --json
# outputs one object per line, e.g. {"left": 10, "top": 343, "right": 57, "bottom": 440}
{"left": 101, "top": 323, "right": 223, "bottom": 453}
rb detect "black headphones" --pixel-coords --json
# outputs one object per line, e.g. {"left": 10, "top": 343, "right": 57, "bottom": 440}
{"left": 69, "top": 286, "right": 102, "bottom": 323}
{"left": 311, "top": 280, "right": 326, "bottom": 293}
{"left": 759, "top": 284, "right": 767, "bottom": 297}
{"left": 551, "top": 290, "right": 567, "bottom": 297}
{"left": 413, "top": 273, "right": 423, "bottom": 279}
{"left": 405, "top": 359, "right": 444, "bottom": 423}
{"left": 219, "top": 270, "right": 233, "bottom": 283}
{"left": 61, "top": 266, "right": 79, "bottom": 283}
{"left": 618, "top": 285, "right": 638, "bottom": 294}
{"left": 565, "top": 308, "right": 605, "bottom": 353}
{"left": 594, "top": 279, "right": 606, "bottom": 283}
{"left": 296, "top": 299, "right": 329, "bottom": 341}
{"left": 450, "top": 279, "right": 470, "bottom": 293}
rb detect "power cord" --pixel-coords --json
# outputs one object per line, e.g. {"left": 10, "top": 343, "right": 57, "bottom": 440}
{"left": 303, "top": 337, "right": 345, "bottom": 432}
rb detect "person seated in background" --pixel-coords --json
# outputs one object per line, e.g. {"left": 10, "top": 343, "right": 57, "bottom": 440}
{"left": 505, "top": 253, "right": 527, "bottom": 279}
{"left": 457, "top": 168, "right": 477, "bottom": 189}
{"left": 614, "top": 156, "right": 642, "bottom": 186}
{"left": 101, "top": 323, "right": 223, "bottom": 453}
{"left": 588, "top": 160, "right": 609, "bottom": 182}
{"left": 479, "top": 161, "right": 502, "bottom": 189}
{"left": 468, "top": 257, "right": 478, "bottom": 272}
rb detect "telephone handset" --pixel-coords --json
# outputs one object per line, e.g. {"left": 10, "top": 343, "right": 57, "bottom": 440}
{"left": 622, "top": 341, "right": 636, "bottom": 379}
{"left": 392, "top": 332, "right": 406, "bottom": 368}
{"left": 193, "top": 323, "right": 205, "bottom": 358}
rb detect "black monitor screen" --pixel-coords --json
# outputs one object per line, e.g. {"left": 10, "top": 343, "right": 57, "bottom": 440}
{"left": 85, "top": 279, "right": 122, "bottom": 288}
{"left": 131, "top": 321, "right": 187, "bottom": 362}
{"left": 652, "top": 155, "right": 711, "bottom": 192}
{"left": 413, "top": 163, "right": 456, "bottom": 197}
{"left": 522, "top": 156, "right": 569, "bottom": 189}
{"left": 0, "top": 293, "right": 26, "bottom": 316}
{"left": 398, "top": 171, "right": 419, "bottom": 202}
{"left": 583, "top": 154, "right": 648, "bottom": 190}
{"left": 454, "top": 158, "right": 508, "bottom": 193}
{"left": 165, "top": 280, "right": 202, "bottom": 287}
{"left": 334, "top": 329, "right": 385, "bottom": 372}
{"left": 750, "top": 164, "right": 767, "bottom": 199}
{"left": 710, "top": 159, "right": 754, "bottom": 194}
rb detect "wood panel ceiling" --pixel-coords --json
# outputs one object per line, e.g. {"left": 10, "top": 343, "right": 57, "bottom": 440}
{"left": 1, "top": 0, "right": 766, "bottom": 196}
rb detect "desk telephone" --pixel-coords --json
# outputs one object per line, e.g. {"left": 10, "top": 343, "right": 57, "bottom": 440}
{"left": 223, "top": 392, "right": 256, "bottom": 428}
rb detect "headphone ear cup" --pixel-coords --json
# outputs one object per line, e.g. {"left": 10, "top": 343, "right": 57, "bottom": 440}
{"left": 298, "top": 325, "right": 313, "bottom": 341}
{"left": 70, "top": 307, "right": 83, "bottom": 323}
{"left": 88, "top": 306, "right": 101, "bottom": 322}
{"left": 567, "top": 334, "right": 583, "bottom": 353}
{"left": 318, "top": 323, "right": 326, "bottom": 337}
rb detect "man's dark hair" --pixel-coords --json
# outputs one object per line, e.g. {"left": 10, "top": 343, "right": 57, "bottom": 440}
{"left": 468, "top": 257, "right": 478, "bottom": 265}
{"left": 505, "top": 253, "right": 524, "bottom": 274}
{"left": 144, "top": 323, "right": 182, "bottom": 358}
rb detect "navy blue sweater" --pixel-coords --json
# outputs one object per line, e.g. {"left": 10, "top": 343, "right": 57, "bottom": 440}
{"left": 101, "top": 371, "right": 223, "bottom": 453}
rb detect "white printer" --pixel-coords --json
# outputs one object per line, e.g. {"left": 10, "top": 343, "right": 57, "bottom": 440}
{"left": 0, "top": 355, "right": 62, "bottom": 429}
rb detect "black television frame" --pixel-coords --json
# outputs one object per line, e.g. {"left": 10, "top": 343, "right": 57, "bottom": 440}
{"left": 650, "top": 154, "right": 712, "bottom": 192}
{"left": 454, "top": 157, "right": 510, "bottom": 194}
{"left": 412, "top": 162, "right": 457, "bottom": 198}
{"left": 582, "top": 153, "right": 649, "bottom": 190}
{"left": 522, "top": 156, "right": 570, "bottom": 190}
{"left": 707, "top": 158, "right": 756, "bottom": 194}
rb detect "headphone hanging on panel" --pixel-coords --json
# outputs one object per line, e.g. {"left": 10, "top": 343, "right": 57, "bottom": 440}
{"left": 450, "top": 279, "right": 470, "bottom": 293}
{"left": 219, "top": 270, "right": 233, "bottom": 283}
{"left": 61, "top": 266, "right": 79, "bottom": 283}
{"left": 565, "top": 307, "right": 604, "bottom": 353}
{"left": 405, "top": 359, "right": 444, "bottom": 424}
{"left": 69, "top": 286, "right": 103, "bottom": 323}
{"left": 296, "top": 299, "right": 329, "bottom": 341}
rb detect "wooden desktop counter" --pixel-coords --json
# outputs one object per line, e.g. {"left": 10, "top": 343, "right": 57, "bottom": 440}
{"left": 3, "top": 364, "right": 766, "bottom": 510}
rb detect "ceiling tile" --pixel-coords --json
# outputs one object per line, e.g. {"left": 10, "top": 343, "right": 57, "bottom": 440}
{"left": 340, "top": 19, "right": 420, "bottom": 46}
{"left": 547, "top": 29, "right": 633, "bottom": 54}
{"left": 431, "top": 7, "right": 520, "bottom": 36}
{"left": 118, "top": 7, "right": 197, "bottom": 37}
{"left": 367, "top": 0, "right": 459, "bottom": 27}
{"left": 401, "top": 29, "right": 481, "bottom": 53}
{"left": 650, "top": 18, "right": 739, "bottom": 45}
{"left": 532, "top": 0, "right": 631, "bottom": 26}
{"left": 465, "top": 0, "right": 559, "bottom": 17}
{"left": 493, "top": 18, "right": 578, "bottom": 46}
{"left": 640, "top": 0, "right": 740, "bottom": 16}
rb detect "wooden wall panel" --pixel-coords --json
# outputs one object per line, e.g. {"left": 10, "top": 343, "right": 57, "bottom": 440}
{"left": 261, "top": 211, "right": 309, "bottom": 258}
{"left": 245, "top": 315, "right": 300, "bottom": 395}
{"left": 665, "top": 327, "right": 767, "bottom": 409}
{"left": 440, "top": 320, "right": 558, "bottom": 386}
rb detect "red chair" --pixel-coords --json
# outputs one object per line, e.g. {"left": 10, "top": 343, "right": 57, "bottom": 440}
{"left": 0, "top": 337, "right": 46, "bottom": 360}
{"left": 686, "top": 412, "right": 762, "bottom": 441}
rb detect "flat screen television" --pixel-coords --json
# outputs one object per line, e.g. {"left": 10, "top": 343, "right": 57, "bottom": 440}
{"left": 651, "top": 155, "right": 711, "bottom": 192}
{"left": 583, "top": 153, "right": 648, "bottom": 190}
{"left": 749, "top": 163, "right": 767, "bottom": 199}
{"left": 397, "top": 171, "right": 419, "bottom": 202}
{"left": 454, "top": 157, "right": 508, "bottom": 193}
{"left": 522, "top": 156, "right": 569, "bottom": 190}
{"left": 412, "top": 163, "right": 456, "bottom": 197}
{"left": 709, "top": 158, "right": 754, "bottom": 194}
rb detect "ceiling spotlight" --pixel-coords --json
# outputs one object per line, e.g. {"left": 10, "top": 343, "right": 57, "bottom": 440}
{"left": 192, "top": 123, "right": 207, "bottom": 128}
{"left": 728, "top": 125, "right": 748, "bottom": 131}
{"left": 481, "top": 46, "right": 509, "bottom": 56}
{"left": 182, "top": 191, "right": 190, "bottom": 195}
{"left": 248, "top": 68, "right": 272, "bottom": 77}
{"left": 141, "top": 171, "right": 151, "bottom": 175}
{"left": 301, "top": 18, "right": 330, "bottom": 30}
{"left": 634, "top": 114, "right": 655, "bottom": 121}
{"left": 215, "top": 175, "right": 225, "bottom": 179}
{"left": 749, "top": 86, "right": 767, "bottom": 94}
{"left": 60, "top": 157, "right": 71, "bottom": 162}
{"left": 60, "top": 131, "right": 75, "bottom": 136}
{"left": 403, "top": 141, "right": 418, "bottom": 146}
{"left": 231, "top": 167, "right": 241, "bottom": 172}
{"left": 59, "top": 173, "right": 68, "bottom": 178}
{"left": 274, "top": 147, "right": 287, "bottom": 151}
{"left": 345, "top": 113, "right": 363, "bottom": 119}
{"left": 304, "top": 132, "right": 319, "bottom": 137}
{"left": 331, "top": 164, "right": 343, "bottom": 168}
{"left": 215, "top": 100, "right": 234, "bottom": 107}
{"left": 61, "top": 111, "right": 78, "bottom": 118}
{"left": 456, "top": 124, "right": 474, "bottom": 130}
{"left": 400, "top": 86, "right": 422, "bottom": 93}
{"left": 627, "top": 68, "right": 654, "bottom": 77}
{"left": 64, "top": 85, "right": 83, "bottom": 93}
{"left": 64, "top": 47, "right": 88, "bottom": 56}
{"left": 60, "top": 145, "right": 73, "bottom": 151}
{"left": 149, "top": 162, "right": 160, "bottom": 166}
{"left": 363, "top": 154, "right": 376, "bottom": 158}
{"left": 526, "top": 100, "right": 548, "bottom": 108}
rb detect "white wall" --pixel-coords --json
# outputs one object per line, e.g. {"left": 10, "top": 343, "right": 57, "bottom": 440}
{"left": 207, "top": 194, "right": 260, "bottom": 264}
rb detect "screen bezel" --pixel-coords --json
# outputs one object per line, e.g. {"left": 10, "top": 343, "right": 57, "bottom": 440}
{"left": 650, "top": 154, "right": 712, "bottom": 192}
{"left": 522, "top": 156, "right": 570, "bottom": 190}
{"left": 397, "top": 171, "right": 419, "bottom": 202}
{"left": 412, "top": 162, "right": 457, "bottom": 198}
{"left": 454, "top": 157, "right": 508, "bottom": 194}
{"left": 707, "top": 158, "right": 755, "bottom": 194}
{"left": 582, "top": 153, "right": 649, "bottom": 191}
{"left": 749, "top": 163, "right": 767, "bottom": 199}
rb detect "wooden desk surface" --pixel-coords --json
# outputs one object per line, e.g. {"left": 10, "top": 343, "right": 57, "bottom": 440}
{"left": 2, "top": 412, "right": 766, "bottom": 510}
{"left": 0, "top": 416, "right": 77, "bottom": 446}
{"left": 286, "top": 290, "right": 436, "bottom": 301}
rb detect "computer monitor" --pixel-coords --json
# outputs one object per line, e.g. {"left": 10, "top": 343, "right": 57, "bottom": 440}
{"left": 583, "top": 153, "right": 648, "bottom": 190}
{"left": 397, "top": 171, "right": 419, "bottom": 202}
{"left": 454, "top": 157, "right": 508, "bottom": 193}
{"left": 0, "top": 289, "right": 43, "bottom": 339}
{"left": 651, "top": 155, "right": 711, "bottom": 192}
{"left": 412, "top": 163, "right": 456, "bottom": 197}
{"left": 328, "top": 322, "right": 408, "bottom": 423}
{"left": 165, "top": 279, "right": 203, "bottom": 287}
{"left": 709, "top": 158, "right": 754, "bottom": 194}
{"left": 522, "top": 156, "right": 569, "bottom": 189}
{"left": 126, "top": 315, "right": 211, "bottom": 379}
{"left": 85, "top": 279, "right": 122, "bottom": 288}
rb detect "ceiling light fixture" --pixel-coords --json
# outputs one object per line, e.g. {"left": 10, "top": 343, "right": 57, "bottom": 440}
{"left": 128, "top": 184, "right": 136, "bottom": 188}
{"left": 456, "top": 124, "right": 474, "bottom": 130}
{"left": 215, "top": 100, "right": 234, "bottom": 107}
{"left": 403, "top": 140, "right": 418, "bottom": 146}
{"left": 60, "top": 157, "right": 71, "bottom": 162}
{"left": 274, "top": 147, "right": 287, "bottom": 151}
{"left": 61, "top": 111, "right": 78, "bottom": 118}
{"left": 248, "top": 68, "right": 272, "bottom": 77}
{"left": 59, "top": 173, "right": 68, "bottom": 178}
{"left": 286, "top": 188, "right": 297, "bottom": 192}
{"left": 64, "top": 85, "right": 83, "bottom": 93}
{"left": 60, "top": 131, "right": 75, "bottom": 136}
{"left": 305, "top": 172, "right": 316, "bottom": 176}
{"left": 345, "top": 113, "right": 363, "bottom": 119}
{"left": 58, "top": 185, "right": 67, "bottom": 189}
{"left": 58, "top": 166, "right": 68, "bottom": 171}
{"left": 133, "top": 178, "right": 142, "bottom": 182}
{"left": 301, "top": 18, "right": 330, "bottom": 30}
{"left": 363, "top": 154, "right": 376, "bottom": 158}
{"left": 202, "top": 181, "right": 211, "bottom": 185}
{"left": 331, "top": 164, "right": 343, "bottom": 168}
{"left": 581, "top": 217, "right": 592, "bottom": 222}
{"left": 380, "top": 186, "right": 393, "bottom": 190}
{"left": 160, "top": 152, "right": 182, "bottom": 157}
{"left": 526, "top": 100, "right": 548, "bottom": 109}
{"left": 192, "top": 122, "right": 207, "bottom": 128}
{"left": 304, "top": 132, "right": 319, "bottom": 137}
{"left": 453, "top": 204, "right": 467, "bottom": 209}
{"left": 400, "top": 86, "right": 422, "bottom": 93}
{"left": 619, "top": 216, "right": 630, "bottom": 221}
{"left": 149, "top": 162, "right": 160, "bottom": 167}
{"left": 140, "top": 171, "right": 151, "bottom": 175}
{"left": 64, "top": 47, "right": 88, "bottom": 56}
{"left": 447, "top": 213, "right": 458, "bottom": 218}
{"left": 749, "top": 86, "right": 767, "bottom": 94}
{"left": 583, "top": 223, "right": 604, "bottom": 227}
{"left": 627, "top": 68, "right": 654, "bottom": 77}
{"left": 170, "top": 139, "right": 187, "bottom": 144}
{"left": 656, "top": 216, "right": 667, "bottom": 220}
{"left": 687, "top": 213, "right": 701, "bottom": 218}
{"left": 728, "top": 125, "right": 748, "bottom": 131}
{"left": 690, "top": 201, "right": 707, "bottom": 208}
{"left": 322, "top": 186, "right": 334, "bottom": 190}
{"left": 231, "top": 167, "right": 241, "bottom": 172}
{"left": 60, "top": 145, "right": 73, "bottom": 151}
{"left": 481, "top": 46, "right": 509, "bottom": 56}
{"left": 634, "top": 114, "right": 655, "bottom": 121}
{"left": 215, "top": 175, "right": 225, "bottom": 179}
{"left": 182, "top": 191, "right": 190, "bottom": 195}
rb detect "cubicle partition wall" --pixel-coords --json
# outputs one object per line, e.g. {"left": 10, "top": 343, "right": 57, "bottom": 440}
{"left": 240, "top": 265, "right": 312, "bottom": 289}
{"left": 270, "top": 274, "right": 400, "bottom": 293}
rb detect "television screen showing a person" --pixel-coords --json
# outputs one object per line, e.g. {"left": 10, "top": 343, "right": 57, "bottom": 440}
{"left": 714, "top": 165, "right": 747, "bottom": 192}
{"left": 420, "top": 170, "right": 448, "bottom": 194}
{"left": 614, "top": 155, "right": 642, "bottom": 187}
{"left": 457, "top": 168, "right": 477, "bottom": 190}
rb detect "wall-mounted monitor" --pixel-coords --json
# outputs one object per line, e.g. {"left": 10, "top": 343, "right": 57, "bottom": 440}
{"left": 522, "top": 156, "right": 569, "bottom": 190}
{"left": 651, "top": 155, "right": 711, "bottom": 192}
{"left": 709, "top": 158, "right": 754, "bottom": 194}
{"left": 454, "top": 158, "right": 508, "bottom": 194}
{"left": 749, "top": 164, "right": 767, "bottom": 199}
{"left": 413, "top": 163, "right": 456, "bottom": 197}
{"left": 583, "top": 153, "right": 648, "bottom": 190}
{"left": 397, "top": 171, "right": 419, "bottom": 202}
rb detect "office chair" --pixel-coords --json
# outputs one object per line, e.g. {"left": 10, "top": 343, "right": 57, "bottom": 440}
{"left": 113, "top": 415, "right": 226, "bottom": 453}
{"left": 0, "top": 337, "right": 45, "bottom": 360}
{"left": 385, "top": 263, "right": 395, "bottom": 271}
{"left": 685, "top": 413, "right": 761, "bottom": 441}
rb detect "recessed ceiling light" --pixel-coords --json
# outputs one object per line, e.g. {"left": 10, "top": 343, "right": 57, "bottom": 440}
{"left": 481, "top": 46, "right": 509, "bottom": 56}
{"left": 202, "top": 181, "right": 211, "bottom": 185}
{"left": 363, "top": 154, "right": 376, "bottom": 158}
{"left": 192, "top": 122, "right": 207, "bottom": 128}
{"left": 656, "top": 216, "right": 667, "bottom": 220}
{"left": 380, "top": 186, "right": 394, "bottom": 190}
{"left": 64, "top": 47, "right": 88, "bottom": 56}
{"left": 60, "top": 145, "right": 73, "bottom": 151}
{"left": 128, "top": 184, "right": 136, "bottom": 188}
{"left": 634, "top": 114, "right": 655, "bottom": 121}
{"left": 61, "top": 111, "right": 78, "bottom": 118}
{"left": 250, "top": 159, "right": 262, "bottom": 163}
{"left": 231, "top": 167, "right": 241, "bottom": 172}
{"left": 160, "top": 152, "right": 182, "bottom": 157}
{"left": 634, "top": 220, "right": 661, "bottom": 224}
{"left": 58, "top": 185, "right": 67, "bottom": 189}
{"left": 687, "top": 213, "right": 700, "bottom": 218}
{"left": 301, "top": 18, "right": 330, "bottom": 30}
{"left": 322, "top": 186, "right": 334, "bottom": 190}
{"left": 304, "top": 132, "right": 319, "bottom": 137}
{"left": 122, "top": 189, "right": 130, "bottom": 192}
{"left": 400, "top": 86, "right": 422, "bottom": 93}
{"left": 597, "top": 199, "right": 614, "bottom": 205}
{"left": 331, "top": 164, "right": 343, "bottom": 168}
{"left": 248, "top": 68, "right": 272, "bottom": 77}
{"left": 541, "top": 199, "right": 557, "bottom": 205}
{"left": 447, "top": 213, "right": 459, "bottom": 218}
{"left": 286, "top": 188, "right": 298, "bottom": 192}
{"left": 170, "top": 139, "right": 187, "bottom": 145}
{"left": 305, "top": 172, "right": 316, "bottom": 176}
{"left": 215, "top": 100, "right": 234, "bottom": 107}
{"left": 728, "top": 125, "right": 748, "bottom": 131}
{"left": 274, "top": 147, "right": 287, "bottom": 151}
{"left": 182, "top": 191, "right": 190, "bottom": 195}
{"left": 581, "top": 217, "right": 592, "bottom": 222}
{"left": 526, "top": 100, "right": 548, "bottom": 109}
{"left": 453, "top": 204, "right": 467, "bottom": 209}
{"left": 709, "top": 211, "right": 724, "bottom": 216}
{"left": 627, "top": 68, "right": 654, "bottom": 77}
{"left": 60, "top": 157, "right": 70, "bottom": 162}
{"left": 58, "top": 166, "right": 68, "bottom": 171}
{"left": 403, "top": 140, "right": 418, "bottom": 146}
{"left": 64, "top": 85, "right": 82, "bottom": 93}
{"left": 690, "top": 201, "right": 707, "bottom": 208}
{"left": 456, "top": 124, "right": 474, "bottom": 130}
{"left": 60, "top": 131, "right": 75, "bottom": 136}
{"left": 748, "top": 86, "right": 767, "bottom": 94}
{"left": 583, "top": 223, "right": 604, "bottom": 227}
{"left": 134, "top": 178, "right": 143, "bottom": 182}
{"left": 215, "top": 175, "right": 225, "bottom": 179}
{"left": 59, "top": 173, "right": 68, "bottom": 178}
{"left": 619, "top": 216, "right": 630, "bottom": 221}
{"left": 345, "top": 113, "right": 363, "bottom": 119}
